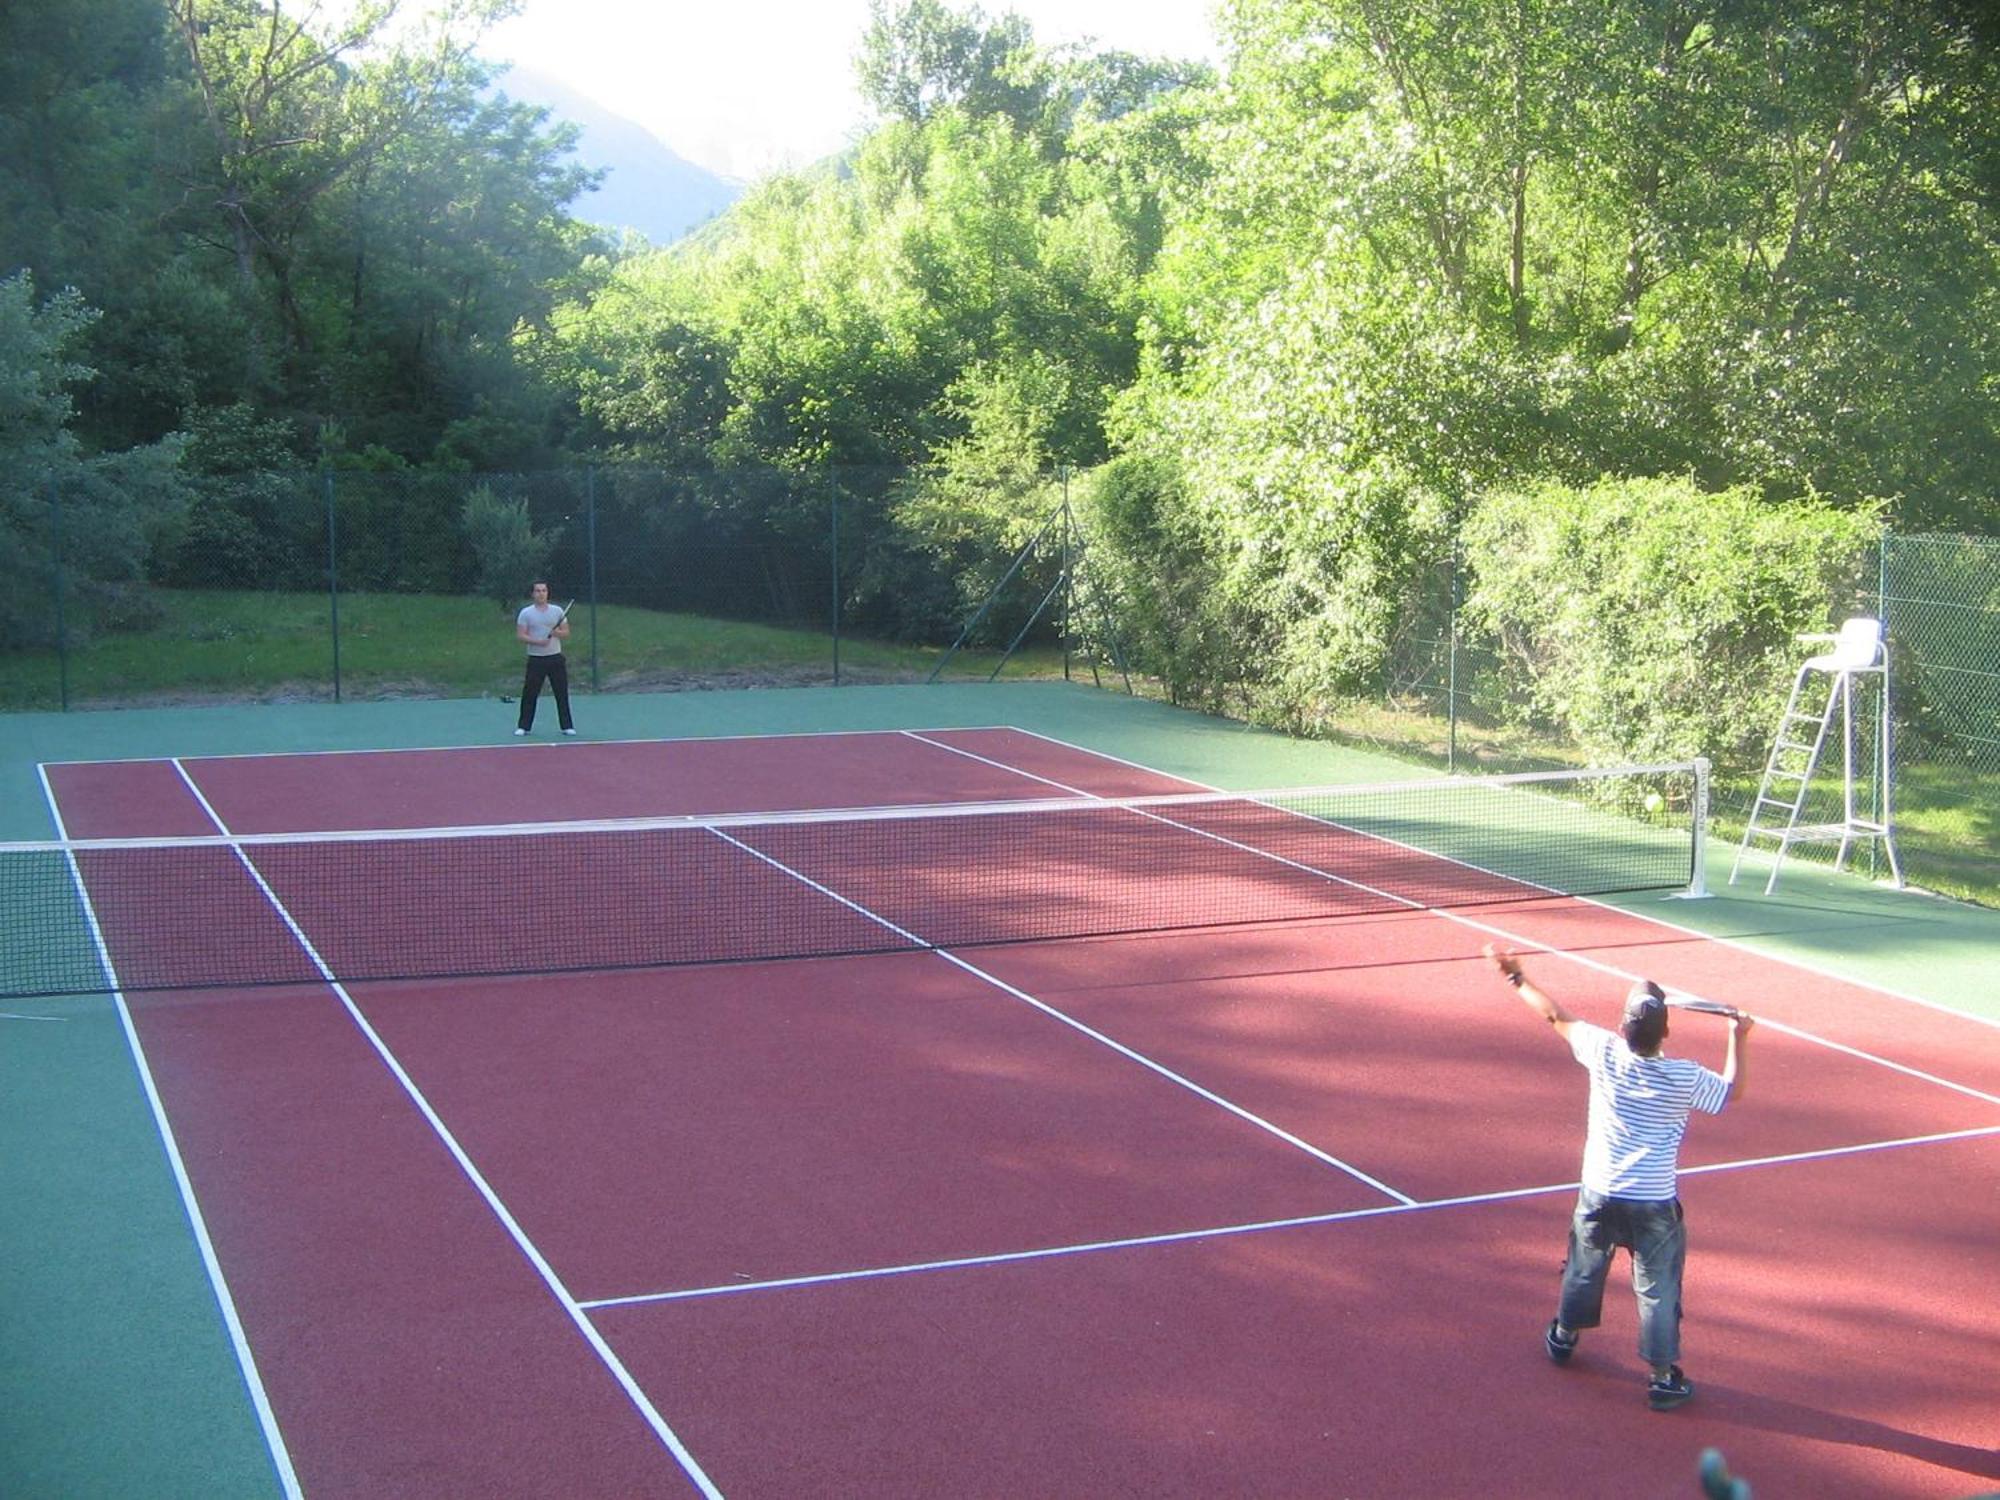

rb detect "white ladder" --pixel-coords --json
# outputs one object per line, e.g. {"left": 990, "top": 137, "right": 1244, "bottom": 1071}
{"left": 1730, "top": 617, "right": 1904, "bottom": 894}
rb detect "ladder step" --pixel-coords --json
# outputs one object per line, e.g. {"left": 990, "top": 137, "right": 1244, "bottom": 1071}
{"left": 1771, "top": 822, "right": 1864, "bottom": 844}
{"left": 1773, "top": 740, "right": 1819, "bottom": 752}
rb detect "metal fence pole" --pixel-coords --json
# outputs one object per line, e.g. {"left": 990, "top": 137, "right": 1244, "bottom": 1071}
{"left": 325, "top": 469, "right": 341, "bottom": 703}
{"left": 1061, "top": 467, "right": 1073, "bottom": 682}
{"left": 1877, "top": 530, "right": 1894, "bottom": 880}
{"left": 830, "top": 476, "right": 841, "bottom": 685}
{"left": 50, "top": 478, "right": 70, "bottom": 712}
{"left": 1447, "top": 546, "right": 1461, "bottom": 772}
{"left": 587, "top": 466, "right": 600, "bottom": 691}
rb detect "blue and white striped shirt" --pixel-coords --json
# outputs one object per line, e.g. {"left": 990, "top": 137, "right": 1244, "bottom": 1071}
{"left": 1569, "top": 1022, "right": 1730, "bottom": 1199}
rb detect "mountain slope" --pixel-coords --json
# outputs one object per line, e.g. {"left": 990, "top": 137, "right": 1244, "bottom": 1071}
{"left": 493, "top": 65, "right": 742, "bottom": 245}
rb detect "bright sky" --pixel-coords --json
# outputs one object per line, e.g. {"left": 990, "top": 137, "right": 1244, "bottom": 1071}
{"left": 482, "top": 0, "right": 1223, "bottom": 181}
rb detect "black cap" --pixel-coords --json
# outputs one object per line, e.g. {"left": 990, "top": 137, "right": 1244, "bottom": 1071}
{"left": 1622, "top": 980, "right": 1667, "bottom": 1050}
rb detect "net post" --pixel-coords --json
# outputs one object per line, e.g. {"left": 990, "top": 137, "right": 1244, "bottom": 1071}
{"left": 1681, "top": 757, "right": 1712, "bottom": 899}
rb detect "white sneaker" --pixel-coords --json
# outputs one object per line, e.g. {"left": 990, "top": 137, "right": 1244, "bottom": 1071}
{"left": 562, "top": 728, "right": 578, "bottom": 736}
{"left": 513, "top": 728, "right": 528, "bottom": 736}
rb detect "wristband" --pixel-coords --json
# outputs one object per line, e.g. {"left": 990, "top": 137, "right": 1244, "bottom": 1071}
{"left": 1506, "top": 972, "right": 1525, "bottom": 988}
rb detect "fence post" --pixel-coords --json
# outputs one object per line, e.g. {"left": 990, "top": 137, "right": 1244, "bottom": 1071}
{"left": 830, "top": 475, "right": 841, "bottom": 685}
{"left": 1447, "top": 546, "right": 1461, "bottom": 772}
{"left": 325, "top": 469, "right": 341, "bottom": 703}
{"left": 1877, "top": 530, "right": 1894, "bottom": 881}
{"left": 587, "top": 466, "right": 600, "bottom": 691}
{"left": 50, "top": 478, "right": 70, "bottom": 712}
{"left": 1061, "top": 467, "right": 1073, "bottom": 682}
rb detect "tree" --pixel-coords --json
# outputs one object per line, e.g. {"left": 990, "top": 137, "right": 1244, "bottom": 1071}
{"left": 857, "top": 0, "right": 1048, "bottom": 133}
{"left": 1110, "top": 0, "right": 1997, "bottom": 725}
{"left": 463, "top": 481, "right": 562, "bottom": 606}
{"left": 0, "top": 272, "right": 189, "bottom": 644}
{"left": 163, "top": 0, "right": 509, "bottom": 381}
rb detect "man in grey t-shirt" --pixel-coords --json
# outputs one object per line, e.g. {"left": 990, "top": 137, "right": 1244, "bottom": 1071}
{"left": 514, "top": 580, "right": 575, "bottom": 736}
{"left": 1487, "top": 944, "right": 1753, "bottom": 1411}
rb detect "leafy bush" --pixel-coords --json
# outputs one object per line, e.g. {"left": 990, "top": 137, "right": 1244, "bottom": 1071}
{"left": 1461, "top": 476, "right": 1883, "bottom": 769}
{"left": 2, "top": 271, "right": 191, "bottom": 645}
{"left": 1080, "top": 452, "right": 1245, "bottom": 707}
{"left": 851, "top": 360, "right": 1072, "bottom": 645}
{"left": 462, "top": 483, "right": 564, "bottom": 607}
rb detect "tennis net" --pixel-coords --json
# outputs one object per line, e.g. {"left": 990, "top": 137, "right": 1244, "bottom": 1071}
{"left": 5, "top": 761, "right": 1706, "bottom": 998}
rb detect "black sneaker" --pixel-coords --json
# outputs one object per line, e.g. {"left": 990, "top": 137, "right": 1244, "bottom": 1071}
{"left": 1544, "top": 1320, "right": 1578, "bottom": 1364}
{"left": 1647, "top": 1365, "right": 1694, "bottom": 1410}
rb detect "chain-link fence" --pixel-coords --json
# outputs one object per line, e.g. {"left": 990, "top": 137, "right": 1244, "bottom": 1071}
{"left": 1879, "top": 534, "right": 2000, "bottom": 900}
{"left": 11, "top": 467, "right": 1993, "bottom": 901}
{"left": 1302, "top": 530, "right": 1996, "bottom": 903}
{"left": 15, "top": 466, "right": 1115, "bottom": 711}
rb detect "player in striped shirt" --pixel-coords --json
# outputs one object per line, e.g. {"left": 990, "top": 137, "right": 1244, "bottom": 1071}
{"left": 1486, "top": 944, "right": 1755, "bottom": 1411}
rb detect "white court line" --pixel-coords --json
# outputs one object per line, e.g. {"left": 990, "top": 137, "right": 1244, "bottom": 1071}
{"left": 901, "top": 729, "right": 2000, "bottom": 1140}
{"left": 36, "top": 766, "right": 305, "bottom": 1500}
{"left": 904, "top": 728, "right": 1468, "bottom": 925}
{"left": 708, "top": 827, "right": 1415, "bottom": 1205}
{"left": 38, "top": 723, "right": 1029, "bottom": 768}
{"left": 1004, "top": 724, "right": 2000, "bottom": 1029}
{"left": 1002, "top": 727, "right": 2000, "bottom": 1103}
{"left": 900, "top": 729, "right": 1103, "bottom": 798}
{"left": 580, "top": 1123, "right": 2000, "bottom": 1309}
{"left": 161, "top": 761, "right": 725, "bottom": 1500}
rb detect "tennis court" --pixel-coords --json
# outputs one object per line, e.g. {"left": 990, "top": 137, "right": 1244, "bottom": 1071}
{"left": 11, "top": 718, "right": 2000, "bottom": 1497}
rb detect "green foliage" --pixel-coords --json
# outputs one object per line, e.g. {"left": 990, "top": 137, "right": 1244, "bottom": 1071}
{"left": 1460, "top": 477, "right": 1885, "bottom": 768}
{"left": 1078, "top": 453, "right": 1238, "bottom": 708}
{"left": 462, "top": 483, "right": 564, "bottom": 608}
{"left": 1083, "top": 0, "right": 1997, "bottom": 740}
{"left": 154, "top": 404, "right": 321, "bottom": 588}
{"left": 0, "top": 271, "right": 190, "bottom": 645}
{"left": 1132, "top": 0, "right": 1999, "bottom": 533}
{"left": 852, "top": 360, "right": 1069, "bottom": 642}
{"left": 541, "top": 24, "right": 1178, "bottom": 605}
{"left": 857, "top": 1, "right": 1049, "bottom": 132}
{"left": 2, "top": 0, "right": 597, "bottom": 471}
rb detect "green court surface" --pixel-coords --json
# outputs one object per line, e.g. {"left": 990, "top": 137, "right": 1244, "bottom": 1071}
{"left": 2, "top": 681, "right": 1994, "bottom": 1498}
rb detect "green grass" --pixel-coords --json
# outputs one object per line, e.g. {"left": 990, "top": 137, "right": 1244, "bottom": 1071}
{"left": 4, "top": 588, "right": 1073, "bottom": 708}
{"left": 1294, "top": 697, "right": 2000, "bottom": 909}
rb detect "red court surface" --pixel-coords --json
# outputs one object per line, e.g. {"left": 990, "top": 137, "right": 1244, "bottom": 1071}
{"left": 41, "top": 728, "right": 2000, "bottom": 1498}
{"left": 47, "top": 726, "right": 1191, "bottom": 837}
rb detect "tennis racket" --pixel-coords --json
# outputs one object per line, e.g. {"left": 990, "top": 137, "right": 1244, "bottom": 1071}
{"left": 1666, "top": 996, "right": 1741, "bottom": 1018}
{"left": 543, "top": 599, "right": 575, "bottom": 642}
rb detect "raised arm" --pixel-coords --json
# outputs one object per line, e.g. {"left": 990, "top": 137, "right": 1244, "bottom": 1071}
{"left": 1722, "top": 1012, "right": 1755, "bottom": 1101}
{"left": 1485, "top": 944, "right": 1578, "bottom": 1041}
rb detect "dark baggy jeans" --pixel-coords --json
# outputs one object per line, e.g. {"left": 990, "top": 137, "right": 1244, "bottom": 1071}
{"left": 1557, "top": 1189, "right": 1687, "bottom": 1366}
{"left": 519, "top": 652, "right": 573, "bottom": 731}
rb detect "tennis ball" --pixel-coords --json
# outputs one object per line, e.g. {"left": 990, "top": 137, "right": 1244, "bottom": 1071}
{"left": 1643, "top": 792, "right": 1665, "bottom": 813}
